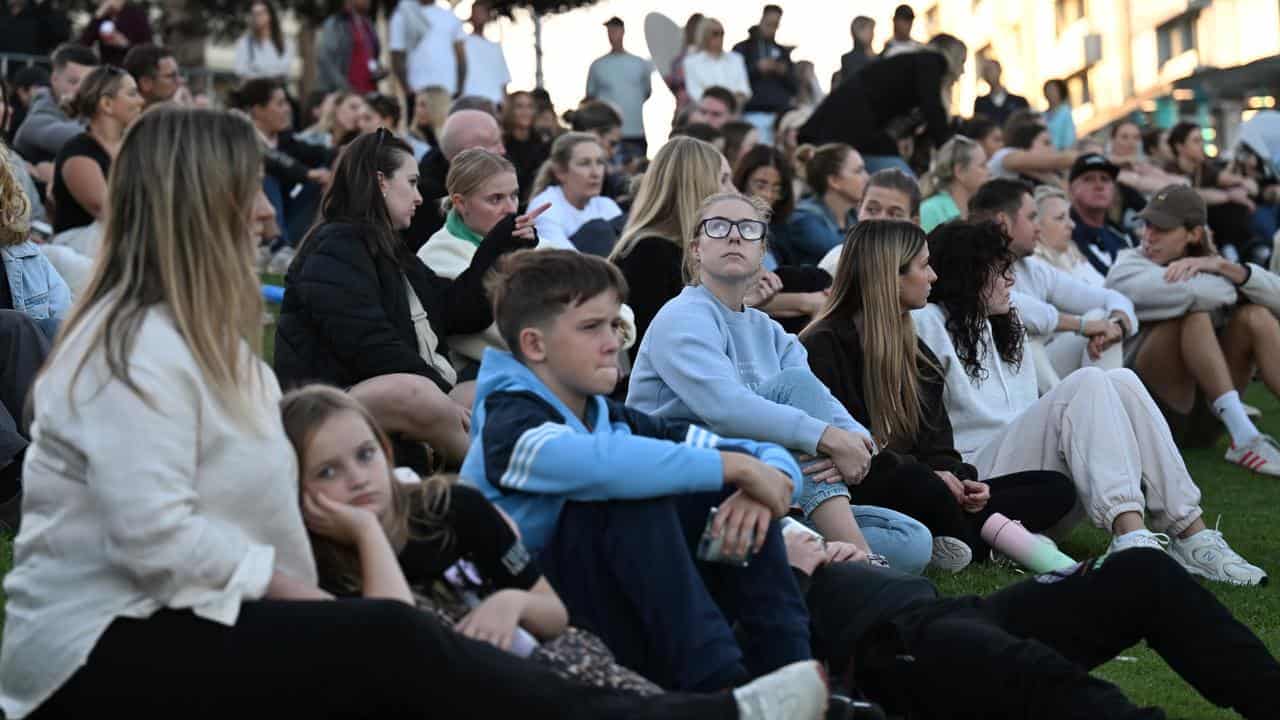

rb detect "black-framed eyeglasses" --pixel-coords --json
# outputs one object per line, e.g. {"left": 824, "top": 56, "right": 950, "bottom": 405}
{"left": 698, "top": 217, "right": 767, "bottom": 242}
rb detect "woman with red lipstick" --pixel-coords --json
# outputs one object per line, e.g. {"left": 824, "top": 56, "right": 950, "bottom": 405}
{"left": 1106, "top": 183, "right": 1280, "bottom": 474}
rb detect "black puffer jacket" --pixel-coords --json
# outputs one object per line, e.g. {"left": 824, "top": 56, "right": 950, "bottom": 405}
{"left": 274, "top": 213, "right": 531, "bottom": 392}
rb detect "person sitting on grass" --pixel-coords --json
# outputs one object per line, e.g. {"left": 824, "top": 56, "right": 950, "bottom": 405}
{"left": 801, "top": 219, "right": 1077, "bottom": 572}
{"left": 914, "top": 220, "right": 1266, "bottom": 586}
{"left": 628, "top": 192, "right": 934, "bottom": 574}
{"left": 781, "top": 521, "right": 1280, "bottom": 719}
{"left": 462, "top": 248, "right": 817, "bottom": 694}
{"left": 1105, "top": 184, "right": 1280, "bottom": 473}
{"left": 274, "top": 129, "right": 544, "bottom": 470}
{"left": 280, "top": 384, "right": 662, "bottom": 695}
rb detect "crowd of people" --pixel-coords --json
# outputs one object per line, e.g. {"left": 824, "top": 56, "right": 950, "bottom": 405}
{"left": 2, "top": 1, "right": 1280, "bottom": 718}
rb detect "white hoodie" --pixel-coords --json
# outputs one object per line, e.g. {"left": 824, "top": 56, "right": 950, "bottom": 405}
{"left": 913, "top": 303, "right": 1038, "bottom": 461}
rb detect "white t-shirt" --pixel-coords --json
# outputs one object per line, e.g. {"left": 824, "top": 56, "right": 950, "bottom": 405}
{"left": 528, "top": 185, "right": 623, "bottom": 253}
{"left": 987, "top": 147, "right": 1017, "bottom": 179}
{"left": 389, "top": 2, "right": 466, "bottom": 93}
{"left": 234, "top": 34, "right": 295, "bottom": 79}
{"left": 462, "top": 34, "right": 511, "bottom": 104}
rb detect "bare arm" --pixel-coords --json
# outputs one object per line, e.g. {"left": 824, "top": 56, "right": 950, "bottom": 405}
{"left": 1001, "top": 148, "right": 1077, "bottom": 175}
{"left": 61, "top": 155, "right": 108, "bottom": 220}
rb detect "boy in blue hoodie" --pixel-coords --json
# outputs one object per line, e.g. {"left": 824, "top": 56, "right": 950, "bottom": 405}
{"left": 461, "top": 249, "right": 812, "bottom": 693}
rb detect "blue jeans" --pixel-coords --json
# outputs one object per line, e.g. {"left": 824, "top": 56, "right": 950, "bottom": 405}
{"left": 755, "top": 367, "right": 933, "bottom": 574}
{"left": 742, "top": 111, "right": 777, "bottom": 146}
{"left": 862, "top": 154, "right": 915, "bottom": 177}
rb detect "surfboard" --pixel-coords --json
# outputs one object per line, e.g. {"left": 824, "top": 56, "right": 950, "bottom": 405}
{"left": 645, "top": 11, "right": 682, "bottom": 76}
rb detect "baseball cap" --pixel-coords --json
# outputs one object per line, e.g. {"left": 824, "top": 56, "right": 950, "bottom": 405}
{"left": 1068, "top": 153, "right": 1119, "bottom": 184}
{"left": 894, "top": 4, "right": 915, "bottom": 21}
{"left": 603, "top": 16, "right": 624, "bottom": 28}
{"left": 1139, "top": 184, "right": 1207, "bottom": 230}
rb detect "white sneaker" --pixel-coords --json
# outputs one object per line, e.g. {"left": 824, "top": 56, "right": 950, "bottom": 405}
{"left": 1225, "top": 434, "right": 1280, "bottom": 476}
{"left": 1106, "top": 529, "right": 1169, "bottom": 556}
{"left": 732, "top": 660, "right": 828, "bottom": 720}
{"left": 929, "top": 536, "right": 972, "bottom": 573}
{"left": 1170, "top": 527, "right": 1268, "bottom": 587}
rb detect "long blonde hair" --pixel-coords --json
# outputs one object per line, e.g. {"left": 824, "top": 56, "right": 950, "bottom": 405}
{"left": 611, "top": 136, "right": 723, "bottom": 273}
{"left": 528, "top": 131, "right": 601, "bottom": 201}
{"left": 919, "top": 135, "right": 979, "bottom": 199}
{"left": 685, "top": 190, "right": 770, "bottom": 285}
{"left": 805, "top": 220, "right": 931, "bottom": 445}
{"left": 280, "top": 385, "right": 453, "bottom": 595}
{"left": 54, "top": 107, "right": 267, "bottom": 423}
{"left": 0, "top": 145, "right": 31, "bottom": 246}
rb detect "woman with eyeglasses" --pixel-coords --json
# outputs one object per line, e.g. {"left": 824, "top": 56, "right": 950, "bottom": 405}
{"left": 275, "top": 129, "right": 541, "bottom": 471}
{"left": 628, "top": 191, "right": 934, "bottom": 574}
{"left": 50, "top": 66, "right": 143, "bottom": 236}
{"left": 681, "top": 17, "right": 751, "bottom": 111}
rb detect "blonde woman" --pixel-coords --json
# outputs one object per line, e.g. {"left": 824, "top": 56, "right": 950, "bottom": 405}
{"left": 527, "top": 132, "right": 622, "bottom": 255}
{"left": 51, "top": 65, "right": 143, "bottom": 234}
{"left": 681, "top": 17, "right": 751, "bottom": 108}
{"left": 0, "top": 148, "right": 70, "bottom": 329}
{"left": 629, "top": 192, "right": 933, "bottom": 574}
{"left": 919, "top": 136, "right": 988, "bottom": 232}
{"left": 801, "top": 220, "right": 1075, "bottom": 571}
{"left": 299, "top": 90, "right": 368, "bottom": 148}
{"left": 0, "top": 106, "right": 821, "bottom": 720}
{"left": 610, "top": 136, "right": 732, "bottom": 357}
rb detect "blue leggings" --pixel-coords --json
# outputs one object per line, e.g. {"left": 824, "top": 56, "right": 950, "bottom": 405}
{"left": 755, "top": 367, "right": 933, "bottom": 574}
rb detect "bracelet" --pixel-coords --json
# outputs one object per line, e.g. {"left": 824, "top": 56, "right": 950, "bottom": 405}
{"left": 1078, "top": 316, "right": 1087, "bottom": 335}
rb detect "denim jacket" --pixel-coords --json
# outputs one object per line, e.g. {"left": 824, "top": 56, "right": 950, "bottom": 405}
{"left": 1, "top": 241, "right": 71, "bottom": 320}
{"left": 784, "top": 196, "right": 856, "bottom": 266}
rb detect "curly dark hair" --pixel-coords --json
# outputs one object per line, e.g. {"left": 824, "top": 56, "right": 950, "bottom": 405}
{"left": 926, "top": 221, "right": 1025, "bottom": 382}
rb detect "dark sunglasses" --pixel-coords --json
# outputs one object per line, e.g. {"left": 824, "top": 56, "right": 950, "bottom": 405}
{"left": 698, "top": 217, "right": 767, "bottom": 242}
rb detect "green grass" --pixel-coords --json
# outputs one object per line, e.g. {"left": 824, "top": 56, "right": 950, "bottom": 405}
{"left": 929, "top": 383, "right": 1280, "bottom": 719}
{"left": 1, "top": 332, "right": 1278, "bottom": 715}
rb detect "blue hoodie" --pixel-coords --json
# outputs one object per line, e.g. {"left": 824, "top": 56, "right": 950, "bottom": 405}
{"left": 460, "top": 348, "right": 804, "bottom": 554}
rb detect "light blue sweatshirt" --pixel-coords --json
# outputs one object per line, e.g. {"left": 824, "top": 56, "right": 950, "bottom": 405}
{"left": 627, "top": 285, "right": 868, "bottom": 454}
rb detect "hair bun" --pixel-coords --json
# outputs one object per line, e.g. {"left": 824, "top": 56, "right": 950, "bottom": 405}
{"left": 794, "top": 144, "right": 816, "bottom": 164}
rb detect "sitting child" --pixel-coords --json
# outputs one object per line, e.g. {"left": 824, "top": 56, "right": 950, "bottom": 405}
{"left": 280, "top": 384, "right": 663, "bottom": 695}
{"left": 462, "top": 249, "right": 813, "bottom": 694}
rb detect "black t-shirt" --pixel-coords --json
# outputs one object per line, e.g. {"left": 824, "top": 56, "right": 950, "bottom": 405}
{"left": 397, "top": 484, "right": 541, "bottom": 593}
{"left": 51, "top": 132, "right": 111, "bottom": 234}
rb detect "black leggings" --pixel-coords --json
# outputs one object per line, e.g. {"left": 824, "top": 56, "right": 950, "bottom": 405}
{"left": 31, "top": 599, "right": 736, "bottom": 719}
{"left": 848, "top": 461, "right": 1076, "bottom": 559}
{"left": 832, "top": 550, "right": 1280, "bottom": 719}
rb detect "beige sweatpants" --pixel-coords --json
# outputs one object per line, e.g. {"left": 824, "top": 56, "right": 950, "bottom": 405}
{"left": 1032, "top": 309, "right": 1124, "bottom": 395}
{"left": 969, "top": 367, "right": 1203, "bottom": 537}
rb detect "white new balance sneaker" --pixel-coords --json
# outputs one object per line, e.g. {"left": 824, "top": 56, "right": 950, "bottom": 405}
{"left": 1106, "top": 529, "right": 1169, "bottom": 557}
{"left": 1225, "top": 434, "right": 1280, "bottom": 476}
{"left": 1170, "top": 528, "right": 1268, "bottom": 587}
{"left": 733, "top": 660, "right": 828, "bottom": 720}
{"left": 929, "top": 536, "right": 973, "bottom": 573}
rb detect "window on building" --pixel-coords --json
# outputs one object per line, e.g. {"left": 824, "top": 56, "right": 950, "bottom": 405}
{"left": 1157, "top": 13, "right": 1197, "bottom": 68}
{"left": 1066, "top": 69, "right": 1091, "bottom": 106}
{"left": 1055, "top": 0, "right": 1085, "bottom": 34}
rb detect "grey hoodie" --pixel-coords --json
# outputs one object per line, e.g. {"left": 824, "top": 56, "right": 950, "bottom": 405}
{"left": 12, "top": 89, "right": 83, "bottom": 165}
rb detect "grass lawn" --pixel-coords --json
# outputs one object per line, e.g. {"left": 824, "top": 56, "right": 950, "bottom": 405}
{"left": 0, "top": 297, "right": 1277, "bottom": 717}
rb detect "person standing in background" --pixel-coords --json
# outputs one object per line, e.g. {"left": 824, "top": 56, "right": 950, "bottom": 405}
{"left": 0, "top": 0, "right": 71, "bottom": 59}
{"left": 972, "top": 59, "right": 1028, "bottom": 127}
{"left": 77, "top": 0, "right": 150, "bottom": 67}
{"left": 682, "top": 16, "right": 751, "bottom": 112}
{"left": 1043, "top": 78, "right": 1076, "bottom": 151}
{"left": 460, "top": 1, "right": 509, "bottom": 107}
{"left": 586, "top": 17, "right": 653, "bottom": 163}
{"left": 315, "top": 0, "right": 384, "bottom": 94}
{"left": 881, "top": 5, "right": 924, "bottom": 58}
{"left": 732, "top": 5, "right": 794, "bottom": 146}
{"left": 234, "top": 0, "right": 295, "bottom": 80}
{"left": 839, "top": 16, "right": 876, "bottom": 84}
{"left": 390, "top": 0, "right": 467, "bottom": 103}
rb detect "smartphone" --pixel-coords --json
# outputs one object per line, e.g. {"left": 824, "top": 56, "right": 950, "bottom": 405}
{"left": 696, "top": 506, "right": 753, "bottom": 567}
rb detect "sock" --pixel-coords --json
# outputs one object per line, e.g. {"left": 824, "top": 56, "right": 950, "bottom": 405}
{"left": 1213, "top": 390, "right": 1261, "bottom": 447}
